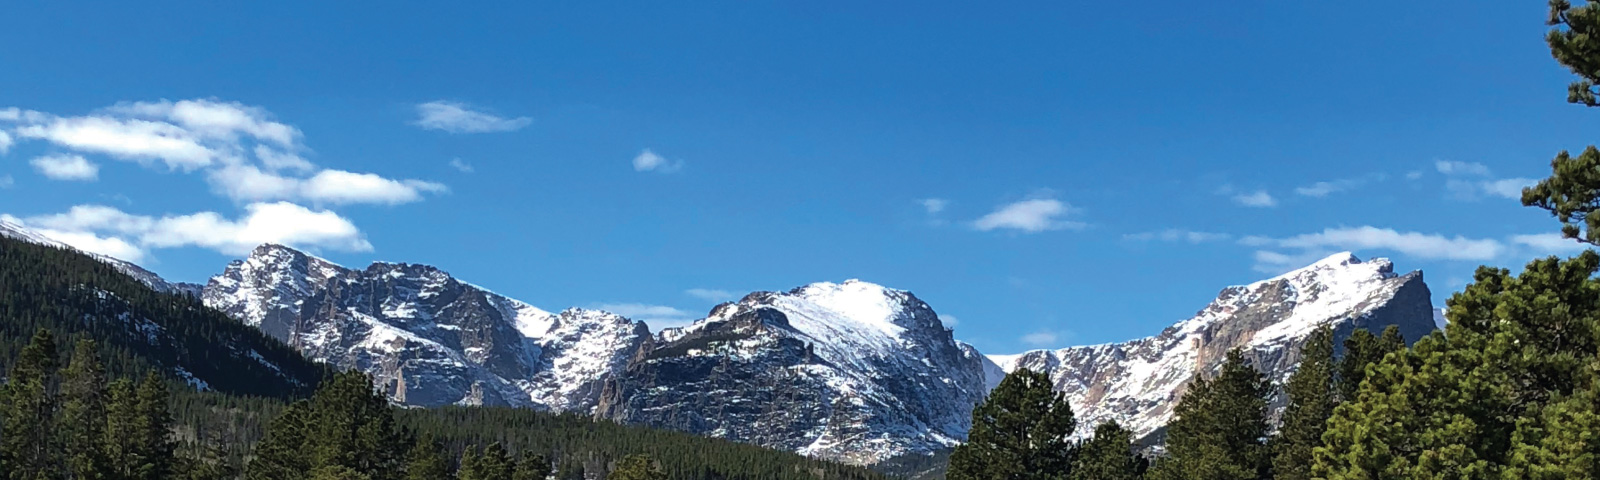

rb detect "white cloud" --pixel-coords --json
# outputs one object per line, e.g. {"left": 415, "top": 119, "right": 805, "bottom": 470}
{"left": 206, "top": 165, "right": 446, "bottom": 205}
{"left": 449, "top": 158, "right": 474, "bottom": 173}
{"left": 254, "top": 145, "right": 313, "bottom": 172}
{"left": 1479, "top": 178, "right": 1537, "bottom": 199}
{"left": 685, "top": 288, "right": 739, "bottom": 303}
{"left": 1242, "top": 226, "right": 1509, "bottom": 273}
{"left": 1405, "top": 170, "right": 1424, "bottom": 180}
{"left": 632, "top": 149, "right": 683, "bottom": 173}
{"left": 1232, "top": 191, "right": 1277, "bottom": 207}
{"left": 592, "top": 303, "right": 698, "bottom": 330}
{"left": 4, "top": 98, "right": 448, "bottom": 206}
{"left": 920, "top": 198, "right": 948, "bottom": 214}
{"left": 1510, "top": 233, "right": 1592, "bottom": 256}
{"left": 0, "top": 175, "right": 12, "bottom": 188}
{"left": 1021, "top": 330, "right": 1061, "bottom": 347}
{"left": 940, "top": 314, "right": 960, "bottom": 327}
{"left": 1124, "top": 229, "right": 1231, "bottom": 243}
{"left": 413, "top": 101, "right": 531, "bottom": 133}
{"left": 7, "top": 202, "right": 372, "bottom": 259}
{"left": 16, "top": 116, "right": 216, "bottom": 170}
{"left": 1433, "top": 160, "right": 1534, "bottom": 200}
{"left": 1435, "top": 160, "right": 1491, "bottom": 176}
{"left": 973, "top": 198, "right": 1083, "bottom": 233}
{"left": 30, "top": 154, "right": 98, "bottom": 181}
{"left": 301, "top": 170, "right": 448, "bottom": 205}
{"left": 0, "top": 130, "right": 12, "bottom": 153}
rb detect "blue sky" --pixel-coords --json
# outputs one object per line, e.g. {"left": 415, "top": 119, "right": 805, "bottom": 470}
{"left": 0, "top": 1, "right": 1591, "bottom": 354}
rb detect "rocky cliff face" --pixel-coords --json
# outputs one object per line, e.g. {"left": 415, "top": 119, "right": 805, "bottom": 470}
{"left": 200, "top": 244, "right": 648, "bottom": 409}
{"left": 595, "top": 280, "right": 989, "bottom": 466}
{"left": 991, "top": 252, "right": 1436, "bottom": 443}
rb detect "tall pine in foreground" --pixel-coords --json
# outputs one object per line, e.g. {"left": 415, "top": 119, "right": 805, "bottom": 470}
{"left": 60, "top": 339, "right": 111, "bottom": 480}
{"left": 1270, "top": 326, "right": 1336, "bottom": 480}
{"left": 2, "top": 329, "right": 60, "bottom": 480}
{"left": 1333, "top": 325, "right": 1404, "bottom": 402}
{"left": 1071, "top": 422, "right": 1144, "bottom": 480}
{"left": 244, "top": 371, "right": 407, "bottom": 480}
{"left": 1149, "top": 349, "right": 1270, "bottom": 480}
{"left": 948, "top": 368, "right": 1078, "bottom": 480}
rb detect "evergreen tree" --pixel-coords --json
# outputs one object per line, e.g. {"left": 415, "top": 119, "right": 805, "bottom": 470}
{"left": 471, "top": 443, "right": 514, "bottom": 480}
{"left": 304, "top": 371, "right": 406, "bottom": 480}
{"left": 948, "top": 368, "right": 1077, "bottom": 480}
{"left": 1271, "top": 326, "right": 1336, "bottom": 480}
{"left": 1149, "top": 350, "right": 1270, "bottom": 480}
{"left": 607, "top": 455, "right": 666, "bottom": 480}
{"left": 1314, "top": 253, "right": 1600, "bottom": 478}
{"left": 2, "top": 329, "right": 60, "bottom": 480}
{"left": 132, "top": 372, "right": 177, "bottom": 480}
{"left": 513, "top": 451, "right": 552, "bottom": 480}
{"left": 105, "top": 379, "right": 143, "bottom": 480}
{"left": 404, "top": 434, "right": 450, "bottom": 480}
{"left": 60, "top": 339, "right": 110, "bottom": 480}
{"left": 1071, "top": 422, "right": 1142, "bottom": 480}
{"left": 244, "top": 401, "right": 312, "bottom": 480}
{"left": 458, "top": 446, "right": 482, "bottom": 480}
{"left": 1334, "top": 325, "right": 1404, "bottom": 402}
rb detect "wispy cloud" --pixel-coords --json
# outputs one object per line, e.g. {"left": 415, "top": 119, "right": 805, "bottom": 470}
{"left": 973, "top": 197, "right": 1083, "bottom": 233}
{"left": 1435, "top": 160, "right": 1535, "bottom": 200}
{"left": 413, "top": 101, "right": 531, "bottom": 133}
{"left": 592, "top": 303, "right": 698, "bottom": 330}
{"left": 1231, "top": 190, "right": 1277, "bottom": 208}
{"left": 1509, "top": 233, "right": 1592, "bottom": 257}
{"left": 1124, "top": 229, "right": 1232, "bottom": 244}
{"left": 920, "top": 198, "right": 948, "bottom": 215}
{"left": 940, "top": 314, "right": 960, "bottom": 327}
{"left": 31, "top": 154, "right": 99, "bottom": 181}
{"left": 2, "top": 99, "right": 448, "bottom": 206}
{"left": 448, "top": 158, "right": 474, "bottom": 173}
{"left": 4, "top": 202, "right": 373, "bottom": 262}
{"left": 1295, "top": 174, "right": 1386, "bottom": 198}
{"left": 685, "top": 288, "right": 739, "bottom": 303}
{"left": 632, "top": 149, "right": 683, "bottom": 173}
{"left": 1020, "top": 330, "right": 1064, "bottom": 347}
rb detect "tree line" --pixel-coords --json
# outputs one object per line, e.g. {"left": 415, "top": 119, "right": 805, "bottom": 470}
{"left": 947, "top": 325, "right": 1404, "bottom": 480}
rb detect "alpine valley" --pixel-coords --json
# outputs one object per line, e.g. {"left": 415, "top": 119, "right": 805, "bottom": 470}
{"left": 0, "top": 220, "right": 1440, "bottom": 467}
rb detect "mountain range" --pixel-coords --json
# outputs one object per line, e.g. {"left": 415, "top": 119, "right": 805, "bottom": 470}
{"left": 0, "top": 220, "right": 1440, "bottom": 465}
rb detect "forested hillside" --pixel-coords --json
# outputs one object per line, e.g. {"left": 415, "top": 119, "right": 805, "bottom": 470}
{"left": 0, "top": 234, "right": 889, "bottom": 479}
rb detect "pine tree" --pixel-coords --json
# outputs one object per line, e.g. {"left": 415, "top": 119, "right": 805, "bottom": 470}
{"left": 1071, "top": 422, "right": 1142, "bottom": 480}
{"left": 304, "top": 371, "right": 405, "bottom": 480}
{"left": 59, "top": 339, "right": 110, "bottom": 480}
{"left": 472, "top": 443, "right": 514, "bottom": 480}
{"left": 459, "top": 445, "right": 483, "bottom": 480}
{"left": 513, "top": 451, "right": 552, "bottom": 480}
{"left": 105, "top": 378, "right": 143, "bottom": 480}
{"left": 244, "top": 400, "right": 312, "bottom": 480}
{"left": 1271, "top": 326, "right": 1336, "bottom": 480}
{"left": 2, "top": 328, "right": 61, "bottom": 480}
{"left": 132, "top": 372, "right": 177, "bottom": 480}
{"left": 948, "top": 368, "right": 1077, "bottom": 480}
{"left": 1334, "top": 325, "right": 1404, "bottom": 402}
{"left": 404, "top": 434, "right": 450, "bottom": 480}
{"left": 1149, "top": 350, "right": 1270, "bottom": 480}
{"left": 606, "top": 455, "right": 666, "bottom": 480}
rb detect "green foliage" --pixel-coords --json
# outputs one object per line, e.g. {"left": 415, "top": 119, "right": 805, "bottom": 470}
{"left": 243, "top": 371, "right": 406, "bottom": 480}
{"left": 1333, "top": 325, "right": 1404, "bottom": 402}
{"left": 948, "top": 368, "right": 1078, "bottom": 480}
{"left": 2, "top": 328, "right": 61, "bottom": 480}
{"left": 1150, "top": 350, "right": 1270, "bottom": 480}
{"left": 1271, "top": 326, "right": 1336, "bottom": 480}
{"left": 1071, "top": 422, "right": 1143, "bottom": 480}
{"left": 61, "top": 339, "right": 111, "bottom": 480}
{"left": 513, "top": 451, "right": 552, "bottom": 480}
{"left": 405, "top": 434, "right": 451, "bottom": 480}
{"left": 1526, "top": 1, "right": 1600, "bottom": 244}
{"left": 607, "top": 455, "right": 667, "bottom": 480}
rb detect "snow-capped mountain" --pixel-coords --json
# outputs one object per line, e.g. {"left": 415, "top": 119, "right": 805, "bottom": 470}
{"left": 200, "top": 244, "right": 649, "bottom": 409}
{"left": 595, "top": 280, "right": 989, "bottom": 466}
{"left": 990, "top": 252, "right": 1436, "bottom": 443}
